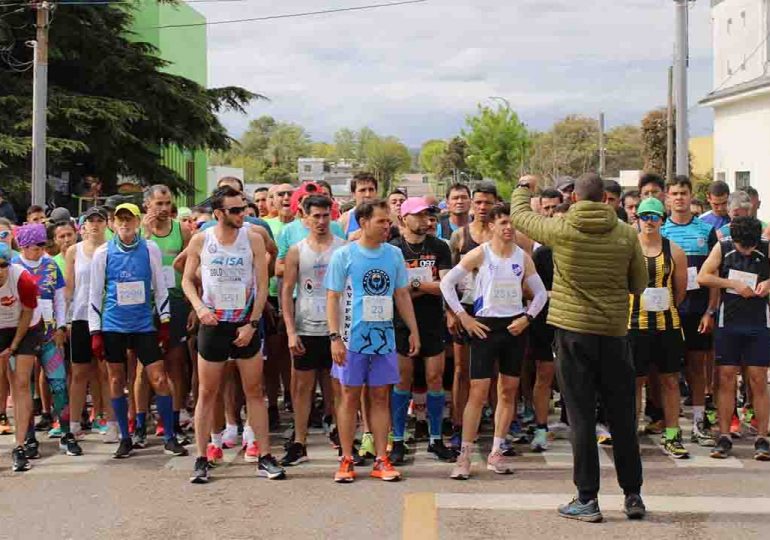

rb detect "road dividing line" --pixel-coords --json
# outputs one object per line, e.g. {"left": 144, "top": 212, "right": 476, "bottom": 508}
{"left": 403, "top": 493, "right": 437, "bottom": 540}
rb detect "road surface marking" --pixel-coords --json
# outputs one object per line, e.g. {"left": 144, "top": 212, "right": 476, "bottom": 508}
{"left": 402, "top": 493, "right": 437, "bottom": 540}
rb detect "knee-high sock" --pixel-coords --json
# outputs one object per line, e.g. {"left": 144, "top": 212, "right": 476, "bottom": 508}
{"left": 136, "top": 412, "right": 147, "bottom": 431}
{"left": 111, "top": 396, "right": 130, "bottom": 440}
{"left": 390, "top": 389, "right": 412, "bottom": 442}
{"left": 41, "top": 343, "right": 70, "bottom": 433}
{"left": 155, "top": 395, "right": 176, "bottom": 442}
{"left": 49, "top": 379, "right": 70, "bottom": 433}
{"left": 427, "top": 391, "right": 445, "bottom": 442}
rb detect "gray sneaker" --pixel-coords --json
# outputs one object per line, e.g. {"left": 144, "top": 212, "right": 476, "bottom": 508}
{"left": 558, "top": 497, "right": 603, "bottom": 523}
{"left": 691, "top": 420, "right": 716, "bottom": 447}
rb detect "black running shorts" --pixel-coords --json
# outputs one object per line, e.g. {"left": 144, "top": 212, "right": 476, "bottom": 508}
{"left": 69, "top": 320, "right": 93, "bottom": 365}
{"left": 629, "top": 328, "right": 684, "bottom": 376}
{"left": 470, "top": 316, "right": 527, "bottom": 380}
{"left": 293, "top": 335, "right": 332, "bottom": 371}
{"left": 197, "top": 321, "right": 262, "bottom": 363}
{"left": 680, "top": 313, "right": 713, "bottom": 352}
{"left": 103, "top": 331, "right": 162, "bottom": 367}
{"left": 0, "top": 324, "right": 43, "bottom": 357}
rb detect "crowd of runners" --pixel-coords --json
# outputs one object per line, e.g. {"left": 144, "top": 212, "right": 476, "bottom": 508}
{"left": 0, "top": 171, "right": 768, "bottom": 500}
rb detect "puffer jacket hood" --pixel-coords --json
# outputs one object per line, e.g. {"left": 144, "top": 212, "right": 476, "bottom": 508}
{"left": 564, "top": 201, "right": 619, "bottom": 234}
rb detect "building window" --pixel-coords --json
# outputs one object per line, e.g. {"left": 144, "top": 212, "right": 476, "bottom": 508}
{"left": 717, "top": 172, "right": 726, "bottom": 183}
{"left": 303, "top": 165, "right": 312, "bottom": 173}
{"left": 736, "top": 171, "right": 751, "bottom": 191}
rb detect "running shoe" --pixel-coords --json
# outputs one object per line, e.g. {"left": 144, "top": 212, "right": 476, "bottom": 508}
{"left": 12, "top": 446, "right": 31, "bottom": 472}
{"left": 729, "top": 415, "right": 742, "bottom": 439}
{"left": 691, "top": 420, "right": 716, "bottom": 447}
{"left": 47, "top": 425, "right": 63, "bottom": 439}
{"left": 558, "top": 497, "right": 603, "bottom": 523}
{"left": 623, "top": 494, "right": 646, "bottom": 520}
{"left": 389, "top": 440, "right": 406, "bottom": 465}
{"left": 164, "top": 437, "right": 188, "bottom": 456}
{"left": 548, "top": 421, "right": 569, "bottom": 440}
{"left": 710, "top": 435, "right": 732, "bottom": 459}
{"left": 359, "top": 432, "right": 376, "bottom": 459}
{"left": 221, "top": 426, "right": 239, "bottom": 449}
{"left": 35, "top": 412, "right": 53, "bottom": 432}
{"left": 596, "top": 424, "right": 612, "bottom": 446}
{"left": 334, "top": 456, "right": 356, "bottom": 483}
{"left": 91, "top": 414, "right": 108, "bottom": 434}
{"left": 206, "top": 443, "right": 223, "bottom": 465}
{"left": 662, "top": 432, "right": 689, "bottom": 459}
{"left": 132, "top": 425, "right": 147, "bottom": 449}
{"left": 178, "top": 409, "right": 193, "bottom": 430}
{"left": 103, "top": 423, "right": 120, "bottom": 444}
{"left": 427, "top": 440, "right": 457, "bottom": 462}
{"left": 450, "top": 448, "right": 471, "bottom": 480}
{"left": 500, "top": 439, "right": 519, "bottom": 457}
{"left": 175, "top": 432, "right": 192, "bottom": 446}
{"left": 113, "top": 438, "right": 133, "bottom": 459}
{"left": 0, "top": 413, "right": 13, "bottom": 435}
{"left": 754, "top": 437, "right": 770, "bottom": 461}
{"left": 59, "top": 433, "right": 83, "bottom": 456}
{"left": 486, "top": 450, "right": 514, "bottom": 474}
{"left": 190, "top": 456, "right": 209, "bottom": 484}
{"left": 23, "top": 436, "right": 40, "bottom": 459}
{"left": 520, "top": 405, "right": 535, "bottom": 426}
{"left": 268, "top": 406, "right": 281, "bottom": 432}
{"left": 508, "top": 420, "right": 527, "bottom": 443}
{"left": 280, "top": 442, "right": 308, "bottom": 466}
{"left": 371, "top": 456, "right": 401, "bottom": 481}
{"left": 244, "top": 441, "right": 260, "bottom": 463}
{"left": 257, "top": 454, "right": 286, "bottom": 479}
{"left": 448, "top": 428, "right": 462, "bottom": 450}
{"left": 322, "top": 415, "right": 334, "bottom": 435}
{"left": 413, "top": 420, "right": 429, "bottom": 442}
{"left": 530, "top": 427, "right": 549, "bottom": 453}
{"left": 155, "top": 419, "right": 165, "bottom": 438}
{"left": 644, "top": 419, "right": 664, "bottom": 435}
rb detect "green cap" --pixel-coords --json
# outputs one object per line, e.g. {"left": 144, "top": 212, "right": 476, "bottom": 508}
{"left": 637, "top": 197, "right": 665, "bottom": 217}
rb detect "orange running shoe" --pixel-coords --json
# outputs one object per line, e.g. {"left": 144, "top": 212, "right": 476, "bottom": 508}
{"left": 244, "top": 441, "right": 260, "bottom": 463}
{"left": 207, "top": 443, "right": 223, "bottom": 465}
{"left": 370, "top": 456, "right": 401, "bottom": 482}
{"left": 334, "top": 456, "right": 356, "bottom": 483}
{"left": 729, "top": 415, "right": 742, "bottom": 439}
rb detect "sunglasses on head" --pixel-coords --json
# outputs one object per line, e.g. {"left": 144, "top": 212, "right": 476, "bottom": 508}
{"left": 639, "top": 214, "right": 661, "bottom": 223}
{"left": 0, "top": 231, "right": 10, "bottom": 240}
{"left": 223, "top": 206, "right": 246, "bottom": 215}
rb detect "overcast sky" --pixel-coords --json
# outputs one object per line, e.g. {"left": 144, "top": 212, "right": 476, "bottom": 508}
{"left": 193, "top": 0, "right": 715, "bottom": 146}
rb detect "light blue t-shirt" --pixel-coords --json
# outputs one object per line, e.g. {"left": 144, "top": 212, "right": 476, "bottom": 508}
{"left": 324, "top": 242, "right": 408, "bottom": 354}
{"left": 277, "top": 219, "right": 345, "bottom": 260}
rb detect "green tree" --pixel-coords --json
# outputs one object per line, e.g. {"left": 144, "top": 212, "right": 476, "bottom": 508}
{"left": 419, "top": 139, "right": 447, "bottom": 174}
{"left": 605, "top": 124, "right": 643, "bottom": 177}
{"left": 0, "top": 4, "right": 257, "bottom": 195}
{"left": 436, "top": 136, "right": 473, "bottom": 182}
{"left": 462, "top": 104, "right": 531, "bottom": 192}
{"left": 356, "top": 127, "right": 379, "bottom": 163}
{"left": 311, "top": 142, "right": 337, "bottom": 160}
{"left": 528, "top": 115, "right": 599, "bottom": 182}
{"left": 363, "top": 136, "right": 412, "bottom": 196}
{"left": 641, "top": 108, "right": 673, "bottom": 176}
{"left": 333, "top": 128, "right": 357, "bottom": 160}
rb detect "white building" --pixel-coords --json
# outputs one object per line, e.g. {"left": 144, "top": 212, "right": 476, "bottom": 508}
{"left": 701, "top": 0, "right": 770, "bottom": 210}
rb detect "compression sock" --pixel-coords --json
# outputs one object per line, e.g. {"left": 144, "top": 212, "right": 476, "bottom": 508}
{"left": 665, "top": 427, "right": 680, "bottom": 441}
{"left": 49, "top": 379, "right": 70, "bottom": 433}
{"left": 136, "top": 412, "right": 147, "bottom": 431}
{"left": 427, "top": 391, "right": 445, "bottom": 443}
{"left": 111, "top": 396, "right": 130, "bottom": 440}
{"left": 390, "top": 389, "right": 412, "bottom": 442}
{"left": 155, "top": 395, "right": 176, "bottom": 442}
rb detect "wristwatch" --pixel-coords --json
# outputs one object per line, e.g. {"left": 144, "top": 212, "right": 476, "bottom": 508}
{"left": 249, "top": 319, "right": 261, "bottom": 329}
{"left": 411, "top": 279, "right": 421, "bottom": 290}
{"left": 706, "top": 309, "right": 716, "bottom": 317}
{"left": 329, "top": 332, "right": 342, "bottom": 342}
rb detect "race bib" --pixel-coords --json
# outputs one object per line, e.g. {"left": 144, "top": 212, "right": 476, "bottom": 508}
{"left": 640, "top": 287, "right": 671, "bottom": 312}
{"left": 490, "top": 279, "right": 522, "bottom": 309}
{"left": 362, "top": 296, "right": 393, "bottom": 322}
{"left": 300, "top": 295, "right": 327, "bottom": 320}
{"left": 162, "top": 266, "right": 177, "bottom": 290}
{"left": 117, "top": 281, "right": 145, "bottom": 306}
{"left": 214, "top": 284, "right": 246, "bottom": 310}
{"left": 38, "top": 299, "right": 53, "bottom": 322}
{"left": 408, "top": 267, "right": 432, "bottom": 284}
{"left": 727, "top": 270, "right": 758, "bottom": 295}
{"left": 686, "top": 267, "right": 700, "bottom": 291}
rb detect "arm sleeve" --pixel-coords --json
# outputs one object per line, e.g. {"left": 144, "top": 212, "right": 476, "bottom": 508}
{"left": 525, "top": 274, "right": 548, "bottom": 319}
{"left": 88, "top": 247, "right": 107, "bottom": 333}
{"left": 16, "top": 271, "right": 39, "bottom": 310}
{"left": 148, "top": 242, "right": 170, "bottom": 323}
{"left": 509, "top": 187, "right": 558, "bottom": 246}
{"left": 54, "top": 287, "right": 67, "bottom": 328}
{"left": 440, "top": 265, "right": 470, "bottom": 315}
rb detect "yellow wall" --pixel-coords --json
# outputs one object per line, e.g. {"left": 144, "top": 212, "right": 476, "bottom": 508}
{"left": 689, "top": 135, "right": 714, "bottom": 178}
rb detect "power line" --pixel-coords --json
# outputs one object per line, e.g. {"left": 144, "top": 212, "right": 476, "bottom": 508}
{"left": 151, "top": 0, "right": 427, "bottom": 29}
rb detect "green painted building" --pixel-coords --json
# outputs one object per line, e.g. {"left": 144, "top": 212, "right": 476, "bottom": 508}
{"left": 130, "top": 0, "right": 208, "bottom": 205}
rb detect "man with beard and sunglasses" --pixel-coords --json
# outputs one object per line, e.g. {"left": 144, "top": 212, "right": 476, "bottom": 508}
{"left": 183, "top": 186, "right": 283, "bottom": 483}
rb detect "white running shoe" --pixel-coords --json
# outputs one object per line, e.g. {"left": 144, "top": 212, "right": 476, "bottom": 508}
{"left": 103, "top": 423, "right": 120, "bottom": 444}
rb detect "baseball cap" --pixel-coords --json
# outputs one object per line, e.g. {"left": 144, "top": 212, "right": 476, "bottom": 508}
{"left": 82, "top": 206, "right": 108, "bottom": 221}
{"left": 291, "top": 182, "right": 320, "bottom": 214}
{"left": 637, "top": 197, "right": 665, "bottom": 217}
{"left": 114, "top": 203, "right": 141, "bottom": 218}
{"left": 49, "top": 207, "right": 72, "bottom": 223}
{"left": 556, "top": 176, "right": 575, "bottom": 191}
{"left": 177, "top": 206, "right": 192, "bottom": 218}
{"left": 400, "top": 197, "right": 437, "bottom": 217}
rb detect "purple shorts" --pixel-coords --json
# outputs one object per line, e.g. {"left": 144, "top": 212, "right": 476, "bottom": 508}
{"left": 332, "top": 350, "right": 399, "bottom": 387}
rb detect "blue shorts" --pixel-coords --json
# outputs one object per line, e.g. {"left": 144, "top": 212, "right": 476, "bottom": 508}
{"left": 332, "top": 350, "right": 399, "bottom": 387}
{"left": 715, "top": 327, "right": 770, "bottom": 367}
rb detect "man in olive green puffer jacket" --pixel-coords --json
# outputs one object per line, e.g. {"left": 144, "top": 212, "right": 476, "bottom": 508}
{"left": 510, "top": 173, "right": 649, "bottom": 522}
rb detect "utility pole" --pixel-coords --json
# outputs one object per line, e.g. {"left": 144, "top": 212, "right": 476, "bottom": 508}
{"left": 674, "top": 0, "right": 690, "bottom": 176}
{"left": 598, "top": 112, "right": 605, "bottom": 176}
{"left": 31, "top": 1, "right": 51, "bottom": 207}
{"left": 666, "top": 66, "right": 675, "bottom": 183}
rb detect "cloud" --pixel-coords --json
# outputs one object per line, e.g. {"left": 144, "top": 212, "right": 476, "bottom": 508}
{"left": 192, "top": 0, "right": 715, "bottom": 145}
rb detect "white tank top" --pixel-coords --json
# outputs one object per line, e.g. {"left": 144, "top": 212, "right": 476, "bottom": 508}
{"left": 0, "top": 264, "right": 42, "bottom": 330}
{"left": 295, "top": 236, "right": 346, "bottom": 336}
{"left": 72, "top": 242, "right": 92, "bottom": 322}
{"left": 472, "top": 243, "right": 526, "bottom": 318}
{"left": 200, "top": 227, "right": 255, "bottom": 323}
